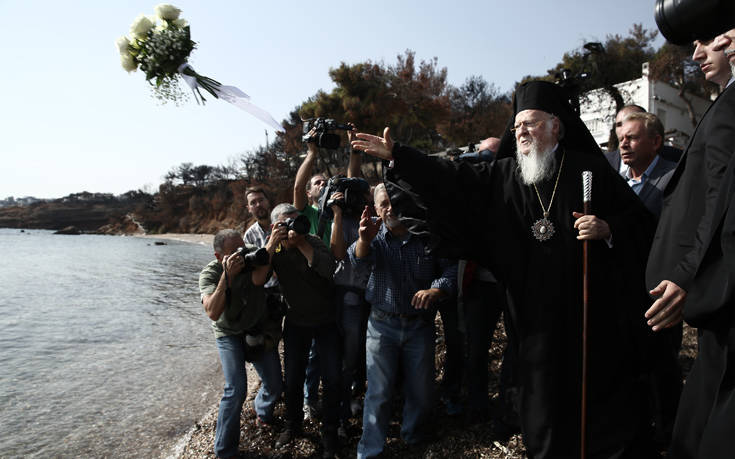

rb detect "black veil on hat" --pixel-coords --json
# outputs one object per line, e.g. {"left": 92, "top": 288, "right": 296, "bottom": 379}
{"left": 496, "top": 80, "right": 602, "bottom": 159}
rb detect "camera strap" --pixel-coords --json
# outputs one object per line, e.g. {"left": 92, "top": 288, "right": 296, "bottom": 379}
{"left": 316, "top": 210, "right": 329, "bottom": 239}
{"left": 223, "top": 263, "right": 232, "bottom": 302}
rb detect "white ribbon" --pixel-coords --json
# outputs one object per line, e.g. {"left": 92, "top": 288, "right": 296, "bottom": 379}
{"left": 177, "top": 63, "right": 285, "bottom": 133}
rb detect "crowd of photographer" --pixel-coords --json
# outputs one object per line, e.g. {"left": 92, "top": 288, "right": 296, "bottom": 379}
{"left": 198, "top": 2, "right": 735, "bottom": 457}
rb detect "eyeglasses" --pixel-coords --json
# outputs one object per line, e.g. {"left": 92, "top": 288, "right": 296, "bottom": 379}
{"left": 510, "top": 117, "right": 553, "bottom": 133}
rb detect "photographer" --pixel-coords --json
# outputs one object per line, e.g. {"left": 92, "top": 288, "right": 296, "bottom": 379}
{"left": 350, "top": 184, "right": 457, "bottom": 458}
{"left": 326, "top": 156, "right": 372, "bottom": 435}
{"left": 199, "top": 229, "right": 283, "bottom": 459}
{"left": 255, "top": 203, "right": 340, "bottom": 458}
{"left": 294, "top": 129, "right": 331, "bottom": 245}
{"left": 293, "top": 121, "right": 362, "bottom": 421}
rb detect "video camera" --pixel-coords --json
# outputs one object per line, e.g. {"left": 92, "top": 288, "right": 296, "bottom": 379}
{"left": 233, "top": 246, "right": 270, "bottom": 270}
{"left": 317, "top": 176, "right": 370, "bottom": 220}
{"left": 302, "top": 118, "right": 354, "bottom": 150}
{"left": 274, "top": 214, "right": 310, "bottom": 235}
{"left": 655, "top": 0, "right": 734, "bottom": 45}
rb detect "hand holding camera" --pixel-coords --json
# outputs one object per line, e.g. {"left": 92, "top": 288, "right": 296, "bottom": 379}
{"left": 222, "top": 252, "right": 246, "bottom": 282}
{"left": 302, "top": 117, "right": 354, "bottom": 150}
{"left": 329, "top": 192, "right": 345, "bottom": 217}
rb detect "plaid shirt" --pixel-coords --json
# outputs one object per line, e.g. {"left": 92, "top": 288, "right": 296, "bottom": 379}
{"left": 243, "top": 221, "right": 278, "bottom": 289}
{"left": 348, "top": 224, "right": 456, "bottom": 316}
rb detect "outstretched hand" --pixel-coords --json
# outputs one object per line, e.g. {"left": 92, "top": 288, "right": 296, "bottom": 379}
{"left": 351, "top": 127, "right": 394, "bottom": 160}
{"left": 358, "top": 205, "right": 382, "bottom": 243}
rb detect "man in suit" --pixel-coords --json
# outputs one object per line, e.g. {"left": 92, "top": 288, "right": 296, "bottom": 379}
{"left": 606, "top": 105, "right": 682, "bottom": 165}
{"left": 607, "top": 111, "right": 680, "bottom": 449}
{"left": 607, "top": 112, "right": 676, "bottom": 219}
{"left": 644, "top": 30, "right": 735, "bottom": 458}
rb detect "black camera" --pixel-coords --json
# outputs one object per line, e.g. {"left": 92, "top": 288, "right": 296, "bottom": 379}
{"left": 317, "top": 176, "right": 370, "bottom": 220}
{"left": 234, "top": 246, "right": 270, "bottom": 270}
{"left": 275, "top": 214, "right": 310, "bottom": 235}
{"left": 302, "top": 118, "right": 354, "bottom": 149}
{"left": 655, "top": 0, "right": 735, "bottom": 45}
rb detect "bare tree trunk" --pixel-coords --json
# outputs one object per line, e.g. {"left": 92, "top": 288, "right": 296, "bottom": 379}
{"left": 605, "top": 85, "right": 625, "bottom": 113}
{"left": 600, "top": 85, "right": 626, "bottom": 151}
{"left": 677, "top": 87, "right": 698, "bottom": 128}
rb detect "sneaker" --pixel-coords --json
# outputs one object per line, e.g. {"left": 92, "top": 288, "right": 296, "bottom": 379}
{"left": 276, "top": 428, "right": 295, "bottom": 448}
{"left": 304, "top": 403, "right": 320, "bottom": 421}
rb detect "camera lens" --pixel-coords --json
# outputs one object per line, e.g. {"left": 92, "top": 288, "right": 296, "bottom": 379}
{"left": 655, "top": 0, "right": 735, "bottom": 45}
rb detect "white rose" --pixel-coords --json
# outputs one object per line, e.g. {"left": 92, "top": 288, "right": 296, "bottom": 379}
{"left": 129, "top": 14, "right": 155, "bottom": 40}
{"left": 120, "top": 54, "right": 138, "bottom": 72}
{"left": 115, "top": 36, "right": 130, "bottom": 55}
{"left": 172, "top": 18, "right": 188, "bottom": 28}
{"left": 154, "top": 4, "right": 181, "bottom": 21}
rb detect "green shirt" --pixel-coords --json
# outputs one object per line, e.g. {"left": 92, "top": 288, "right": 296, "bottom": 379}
{"left": 301, "top": 204, "right": 332, "bottom": 247}
{"left": 198, "top": 256, "right": 267, "bottom": 339}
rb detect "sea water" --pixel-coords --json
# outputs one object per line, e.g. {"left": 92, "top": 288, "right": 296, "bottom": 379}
{"left": 0, "top": 229, "right": 222, "bottom": 458}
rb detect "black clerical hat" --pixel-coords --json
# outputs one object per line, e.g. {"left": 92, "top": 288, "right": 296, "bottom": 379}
{"left": 496, "top": 80, "right": 602, "bottom": 159}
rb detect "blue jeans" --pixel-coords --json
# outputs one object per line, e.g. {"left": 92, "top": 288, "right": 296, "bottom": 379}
{"left": 214, "top": 335, "right": 283, "bottom": 458}
{"left": 303, "top": 339, "right": 320, "bottom": 407}
{"left": 283, "top": 320, "right": 341, "bottom": 434}
{"left": 357, "top": 309, "right": 435, "bottom": 459}
{"left": 251, "top": 347, "right": 283, "bottom": 423}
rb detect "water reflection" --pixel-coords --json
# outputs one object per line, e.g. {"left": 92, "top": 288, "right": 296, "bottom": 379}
{"left": 0, "top": 230, "right": 221, "bottom": 458}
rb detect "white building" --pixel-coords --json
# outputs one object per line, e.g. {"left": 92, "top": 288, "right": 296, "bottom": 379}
{"left": 579, "top": 62, "right": 714, "bottom": 150}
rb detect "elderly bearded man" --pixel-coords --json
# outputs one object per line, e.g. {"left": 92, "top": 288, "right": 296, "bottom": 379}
{"left": 352, "top": 81, "right": 659, "bottom": 458}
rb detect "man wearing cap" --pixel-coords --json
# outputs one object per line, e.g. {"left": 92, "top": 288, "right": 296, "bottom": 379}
{"left": 352, "top": 81, "right": 658, "bottom": 458}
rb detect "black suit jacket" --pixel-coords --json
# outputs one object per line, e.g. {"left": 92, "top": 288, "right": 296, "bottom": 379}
{"left": 666, "top": 84, "right": 735, "bottom": 459}
{"left": 685, "top": 84, "right": 735, "bottom": 326}
{"left": 604, "top": 152, "right": 676, "bottom": 219}
{"left": 646, "top": 83, "right": 735, "bottom": 293}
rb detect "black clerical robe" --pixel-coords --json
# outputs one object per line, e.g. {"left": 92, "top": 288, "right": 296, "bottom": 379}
{"left": 386, "top": 144, "right": 658, "bottom": 459}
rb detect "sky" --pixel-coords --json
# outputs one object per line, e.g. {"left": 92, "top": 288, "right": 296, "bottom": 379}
{"left": 0, "top": 0, "right": 665, "bottom": 199}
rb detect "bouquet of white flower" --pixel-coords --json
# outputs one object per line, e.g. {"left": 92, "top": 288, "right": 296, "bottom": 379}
{"left": 117, "top": 4, "right": 283, "bottom": 131}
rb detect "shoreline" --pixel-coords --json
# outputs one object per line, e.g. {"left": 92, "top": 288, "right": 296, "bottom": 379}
{"left": 168, "top": 363, "right": 262, "bottom": 459}
{"left": 135, "top": 233, "right": 214, "bottom": 246}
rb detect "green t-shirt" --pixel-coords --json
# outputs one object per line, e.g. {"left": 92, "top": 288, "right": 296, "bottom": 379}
{"left": 301, "top": 204, "right": 332, "bottom": 247}
{"left": 198, "top": 256, "right": 267, "bottom": 339}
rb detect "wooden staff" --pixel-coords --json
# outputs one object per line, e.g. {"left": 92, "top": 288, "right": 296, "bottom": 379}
{"left": 581, "top": 170, "right": 592, "bottom": 459}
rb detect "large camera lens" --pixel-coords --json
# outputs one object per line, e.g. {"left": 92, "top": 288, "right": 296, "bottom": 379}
{"left": 655, "top": 0, "right": 735, "bottom": 45}
{"left": 317, "top": 132, "right": 341, "bottom": 150}
{"left": 285, "top": 215, "right": 310, "bottom": 235}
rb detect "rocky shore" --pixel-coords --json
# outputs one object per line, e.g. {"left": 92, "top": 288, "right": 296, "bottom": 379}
{"left": 170, "top": 324, "right": 698, "bottom": 459}
{"left": 156, "top": 234, "right": 698, "bottom": 459}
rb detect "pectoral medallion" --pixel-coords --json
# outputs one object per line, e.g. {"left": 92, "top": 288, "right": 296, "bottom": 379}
{"left": 531, "top": 213, "right": 555, "bottom": 242}
{"left": 531, "top": 152, "right": 565, "bottom": 243}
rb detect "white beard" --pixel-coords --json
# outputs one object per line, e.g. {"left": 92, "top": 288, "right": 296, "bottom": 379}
{"left": 384, "top": 215, "right": 401, "bottom": 229}
{"left": 516, "top": 141, "right": 557, "bottom": 185}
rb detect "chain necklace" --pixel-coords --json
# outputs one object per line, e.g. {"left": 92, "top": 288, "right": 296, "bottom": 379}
{"left": 530, "top": 152, "right": 565, "bottom": 242}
